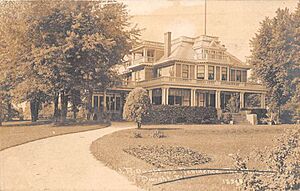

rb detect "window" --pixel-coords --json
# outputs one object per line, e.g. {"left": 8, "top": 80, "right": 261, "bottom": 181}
{"left": 104, "top": 95, "right": 121, "bottom": 112}
{"left": 216, "top": 66, "right": 220, "bottom": 81}
{"left": 135, "top": 71, "right": 140, "bottom": 81}
{"left": 93, "top": 96, "right": 99, "bottom": 109}
{"left": 168, "top": 95, "right": 182, "bottom": 105}
{"left": 197, "top": 65, "right": 205, "bottom": 79}
{"left": 152, "top": 89, "right": 162, "bottom": 105}
{"left": 236, "top": 70, "right": 241, "bottom": 82}
{"left": 197, "top": 93, "right": 205, "bottom": 107}
{"left": 147, "top": 50, "right": 155, "bottom": 62}
{"left": 211, "top": 51, "right": 216, "bottom": 59}
{"left": 230, "top": 69, "right": 236, "bottom": 81}
{"left": 221, "top": 67, "right": 228, "bottom": 81}
{"left": 208, "top": 66, "right": 215, "bottom": 80}
{"left": 157, "top": 68, "right": 162, "bottom": 77}
{"left": 100, "top": 96, "right": 104, "bottom": 112}
{"left": 241, "top": 71, "right": 247, "bottom": 82}
{"left": 169, "top": 89, "right": 191, "bottom": 106}
{"left": 182, "top": 64, "right": 189, "bottom": 79}
{"left": 116, "top": 97, "right": 121, "bottom": 111}
{"left": 195, "top": 49, "right": 205, "bottom": 59}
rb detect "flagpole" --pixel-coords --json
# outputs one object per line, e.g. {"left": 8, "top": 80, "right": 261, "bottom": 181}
{"left": 204, "top": 0, "right": 207, "bottom": 35}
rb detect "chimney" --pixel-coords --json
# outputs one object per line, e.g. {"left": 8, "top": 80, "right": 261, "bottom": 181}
{"left": 164, "top": 32, "right": 171, "bottom": 58}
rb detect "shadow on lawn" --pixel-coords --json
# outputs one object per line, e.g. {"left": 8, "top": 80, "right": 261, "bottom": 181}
{"left": 2, "top": 120, "right": 108, "bottom": 128}
{"left": 2, "top": 120, "right": 52, "bottom": 127}
{"left": 139, "top": 128, "right": 182, "bottom": 131}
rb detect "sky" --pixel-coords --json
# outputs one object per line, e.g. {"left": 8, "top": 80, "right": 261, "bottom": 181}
{"left": 120, "top": 0, "right": 298, "bottom": 61}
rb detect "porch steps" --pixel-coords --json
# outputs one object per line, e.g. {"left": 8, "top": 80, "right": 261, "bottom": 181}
{"left": 231, "top": 113, "right": 250, "bottom": 125}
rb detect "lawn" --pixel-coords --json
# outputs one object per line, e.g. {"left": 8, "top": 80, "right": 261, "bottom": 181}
{"left": 0, "top": 120, "right": 108, "bottom": 151}
{"left": 90, "top": 124, "right": 299, "bottom": 191}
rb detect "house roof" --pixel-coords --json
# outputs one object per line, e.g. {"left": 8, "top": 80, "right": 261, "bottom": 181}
{"left": 155, "top": 35, "right": 251, "bottom": 69}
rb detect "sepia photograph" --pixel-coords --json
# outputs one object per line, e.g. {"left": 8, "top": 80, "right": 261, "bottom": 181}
{"left": 0, "top": 0, "right": 299, "bottom": 190}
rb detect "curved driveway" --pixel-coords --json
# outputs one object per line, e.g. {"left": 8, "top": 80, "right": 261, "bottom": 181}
{"left": 0, "top": 122, "right": 141, "bottom": 191}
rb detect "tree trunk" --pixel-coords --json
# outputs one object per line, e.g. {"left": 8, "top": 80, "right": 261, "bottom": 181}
{"left": 86, "top": 90, "right": 93, "bottom": 120}
{"left": 0, "top": 102, "right": 3, "bottom": 126}
{"left": 60, "top": 91, "right": 68, "bottom": 123}
{"left": 73, "top": 110, "right": 77, "bottom": 120}
{"left": 137, "top": 121, "right": 141, "bottom": 129}
{"left": 53, "top": 92, "right": 59, "bottom": 122}
{"left": 30, "top": 99, "right": 38, "bottom": 122}
{"left": 0, "top": 109, "right": 2, "bottom": 126}
{"left": 7, "top": 102, "right": 12, "bottom": 121}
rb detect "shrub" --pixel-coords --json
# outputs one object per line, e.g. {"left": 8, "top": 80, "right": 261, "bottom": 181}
{"left": 143, "top": 105, "right": 217, "bottom": 124}
{"left": 123, "top": 88, "right": 151, "bottom": 128}
{"left": 226, "top": 93, "right": 240, "bottom": 113}
{"left": 221, "top": 113, "right": 233, "bottom": 124}
{"left": 233, "top": 129, "right": 300, "bottom": 190}
{"left": 133, "top": 131, "right": 142, "bottom": 138}
{"left": 152, "top": 130, "right": 165, "bottom": 138}
{"left": 250, "top": 108, "right": 268, "bottom": 124}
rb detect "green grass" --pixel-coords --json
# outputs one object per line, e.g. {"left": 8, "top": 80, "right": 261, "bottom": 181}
{"left": 90, "top": 124, "right": 299, "bottom": 191}
{"left": 0, "top": 120, "right": 108, "bottom": 151}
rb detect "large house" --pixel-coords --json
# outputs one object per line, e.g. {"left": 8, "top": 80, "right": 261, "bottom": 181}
{"left": 92, "top": 32, "right": 267, "bottom": 120}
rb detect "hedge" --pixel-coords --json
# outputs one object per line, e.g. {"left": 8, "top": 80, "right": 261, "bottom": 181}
{"left": 250, "top": 108, "right": 267, "bottom": 119}
{"left": 143, "top": 105, "right": 217, "bottom": 124}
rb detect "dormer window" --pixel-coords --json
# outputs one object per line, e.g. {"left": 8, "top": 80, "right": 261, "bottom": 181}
{"left": 182, "top": 64, "right": 189, "bottom": 79}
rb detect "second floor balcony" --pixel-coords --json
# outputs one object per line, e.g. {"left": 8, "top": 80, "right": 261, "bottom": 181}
{"left": 120, "top": 76, "right": 266, "bottom": 93}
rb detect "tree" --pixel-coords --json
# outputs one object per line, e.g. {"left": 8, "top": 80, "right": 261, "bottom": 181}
{"left": 245, "top": 94, "right": 261, "bottom": 108}
{"left": 0, "top": 2, "right": 139, "bottom": 123}
{"left": 250, "top": 6, "right": 300, "bottom": 122}
{"left": 0, "top": 1, "right": 58, "bottom": 122}
{"left": 123, "top": 88, "right": 151, "bottom": 128}
{"left": 233, "top": 129, "right": 300, "bottom": 190}
{"left": 25, "top": 2, "right": 139, "bottom": 122}
{"left": 226, "top": 93, "right": 240, "bottom": 113}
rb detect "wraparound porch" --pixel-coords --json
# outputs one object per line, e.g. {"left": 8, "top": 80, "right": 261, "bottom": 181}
{"left": 148, "top": 87, "right": 266, "bottom": 110}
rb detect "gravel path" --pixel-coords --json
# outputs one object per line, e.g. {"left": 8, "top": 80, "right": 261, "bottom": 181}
{"left": 0, "top": 122, "right": 141, "bottom": 191}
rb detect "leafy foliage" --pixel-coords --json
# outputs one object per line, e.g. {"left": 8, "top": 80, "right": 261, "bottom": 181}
{"left": 0, "top": 1, "right": 139, "bottom": 122}
{"left": 123, "top": 88, "right": 151, "bottom": 128}
{"left": 143, "top": 105, "right": 217, "bottom": 124}
{"left": 225, "top": 93, "right": 240, "bottom": 113}
{"left": 250, "top": 4, "right": 300, "bottom": 122}
{"left": 245, "top": 94, "right": 261, "bottom": 108}
{"left": 233, "top": 129, "right": 300, "bottom": 190}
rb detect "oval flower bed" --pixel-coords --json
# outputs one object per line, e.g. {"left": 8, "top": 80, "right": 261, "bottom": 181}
{"left": 123, "top": 145, "right": 211, "bottom": 168}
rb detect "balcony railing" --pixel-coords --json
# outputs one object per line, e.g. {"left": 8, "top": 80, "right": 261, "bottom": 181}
{"left": 131, "top": 57, "right": 155, "bottom": 66}
{"left": 134, "top": 76, "right": 266, "bottom": 91}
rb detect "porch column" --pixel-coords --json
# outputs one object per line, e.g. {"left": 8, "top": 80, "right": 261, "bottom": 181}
{"left": 103, "top": 91, "right": 107, "bottom": 112}
{"left": 92, "top": 95, "right": 94, "bottom": 109}
{"left": 261, "top": 93, "right": 266, "bottom": 108}
{"left": 227, "top": 67, "right": 230, "bottom": 81}
{"left": 143, "top": 48, "right": 147, "bottom": 62}
{"left": 131, "top": 53, "right": 135, "bottom": 65}
{"left": 161, "top": 87, "right": 169, "bottom": 105}
{"left": 191, "top": 89, "right": 196, "bottom": 106}
{"left": 216, "top": 90, "right": 221, "bottom": 109}
{"left": 148, "top": 89, "right": 153, "bottom": 104}
{"left": 165, "top": 88, "right": 169, "bottom": 105}
{"left": 240, "top": 92, "right": 245, "bottom": 109}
